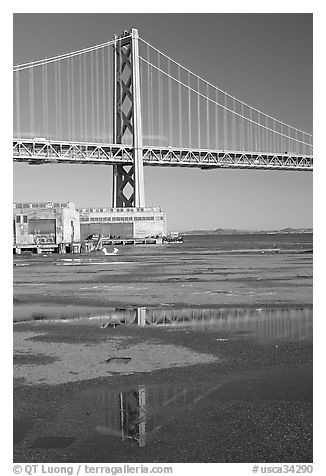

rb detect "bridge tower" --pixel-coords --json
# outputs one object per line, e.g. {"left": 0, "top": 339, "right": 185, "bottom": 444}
{"left": 112, "top": 28, "right": 145, "bottom": 208}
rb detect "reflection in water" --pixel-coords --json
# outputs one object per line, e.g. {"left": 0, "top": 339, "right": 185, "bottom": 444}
{"left": 103, "top": 306, "right": 312, "bottom": 341}
{"left": 14, "top": 304, "right": 312, "bottom": 341}
{"left": 94, "top": 383, "right": 216, "bottom": 447}
{"left": 121, "top": 386, "right": 146, "bottom": 446}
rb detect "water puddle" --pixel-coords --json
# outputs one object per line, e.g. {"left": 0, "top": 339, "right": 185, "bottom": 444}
{"left": 13, "top": 303, "right": 117, "bottom": 322}
{"left": 13, "top": 417, "right": 37, "bottom": 444}
{"left": 96, "top": 385, "right": 190, "bottom": 446}
{"left": 14, "top": 304, "right": 312, "bottom": 341}
{"left": 42, "top": 371, "right": 311, "bottom": 454}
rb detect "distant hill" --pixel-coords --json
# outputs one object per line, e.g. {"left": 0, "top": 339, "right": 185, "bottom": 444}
{"left": 181, "top": 227, "right": 313, "bottom": 235}
{"left": 278, "top": 227, "right": 313, "bottom": 234}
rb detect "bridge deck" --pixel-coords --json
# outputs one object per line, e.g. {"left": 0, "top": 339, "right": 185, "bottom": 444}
{"left": 13, "top": 139, "right": 313, "bottom": 171}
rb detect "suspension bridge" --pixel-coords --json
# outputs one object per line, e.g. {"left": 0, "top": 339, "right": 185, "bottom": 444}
{"left": 13, "top": 28, "right": 313, "bottom": 209}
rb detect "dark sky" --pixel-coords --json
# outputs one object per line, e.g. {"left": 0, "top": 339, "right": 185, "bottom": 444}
{"left": 13, "top": 13, "right": 313, "bottom": 230}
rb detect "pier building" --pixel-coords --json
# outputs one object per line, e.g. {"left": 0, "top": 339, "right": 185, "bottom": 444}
{"left": 13, "top": 202, "right": 81, "bottom": 254}
{"left": 78, "top": 206, "right": 167, "bottom": 241}
{"left": 13, "top": 203, "right": 167, "bottom": 253}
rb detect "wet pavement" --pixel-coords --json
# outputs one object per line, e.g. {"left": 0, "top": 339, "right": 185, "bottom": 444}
{"left": 13, "top": 311, "right": 312, "bottom": 462}
{"left": 13, "top": 244, "right": 313, "bottom": 463}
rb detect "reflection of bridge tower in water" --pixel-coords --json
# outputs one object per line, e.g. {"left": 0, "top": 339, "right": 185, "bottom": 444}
{"left": 96, "top": 383, "right": 210, "bottom": 447}
{"left": 120, "top": 385, "right": 146, "bottom": 447}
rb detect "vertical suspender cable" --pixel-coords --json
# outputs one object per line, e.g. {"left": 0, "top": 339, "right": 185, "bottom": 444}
{"left": 224, "top": 93, "right": 227, "bottom": 150}
{"left": 197, "top": 77, "right": 200, "bottom": 149}
{"left": 265, "top": 116, "right": 268, "bottom": 153}
{"left": 147, "top": 60, "right": 151, "bottom": 146}
{"left": 206, "top": 83, "right": 209, "bottom": 149}
{"left": 249, "top": 108, "right": 252, "bottom": 152}
{"left": 150, "top": 60, "right": 153, "bottom": 146}
{"left": 140, "top": 55, "right": 144, "bottom": 137}
{"left": 45, "top": 61, "right": 49, "bottom": 137}
{"left": 96, "top": 49, "right": 100, "bottom": 141}
{"left": 70, "top": 57, "right": 75, "bottom": 140}
{"left": 91, "top": 51, "right": 95, "bottom": 140}
{"left": 29, "top": 67, "right": 34, "bottom": 136}
{"left": 273, "top": 119, "right": 276, "bottom": 154}
{"left": 188, "top": 71, "right": 191, "bottom": 148}
{"left": 83, "top": 54, "right": 88, "bottom": 142}
{"left": 54, "top": 62, "right": 59, "bottom": 138}
{"left": 71, "top": 56, "right": 75, "bottom": 140}
{"left": 79, "top": 55, "right": 83, "bottom": 141}
{"left": 160, "top": 58, "right": 164, "bottom": 144}
{"left": 107, "top": 46, "right": 111, "bottom": 142}
{"left": 247, "top": 107, "right": 250, "bottom": 151}
{"left": 67, "top": 57, "right": 71, "bottom": 140}
{"left": 147, "top": 45, "right": 151, "bottom": 146}
{"left": 158, "top": 53, "right": 162, "bottom": 143}
{"left": 254, "top": 113, "right": 258, "bottom": 152}
{"left": 102, "top": 50, "right": 106, "bottom": 142}
{"left": 232, "top": 98, "right": 236, "bottom": 150}
{"left": 168, "top": 57, "right": 172, "bottom": 146}
{"left": 215, "top": 89, "right": 218, "bottom": 150}
{"left": 278, "top": 122, "right": 281, "bottom": 154}
{"left": 42, "top": 64, "right": 46, "bottom": 136}
{"left": 15, "top": 71, "right": 20, "bottom": 137}
{"left": 58, "top": 61, "right": 62, "bottom": 140}
{"left": 257, "top": 112, "right": 260, "bottom": 152}
{"left": 241, "top": 103, "right": 244, "bottom": 151}
{"left": 178, "top": 64, "right": 182, "bottom": 147}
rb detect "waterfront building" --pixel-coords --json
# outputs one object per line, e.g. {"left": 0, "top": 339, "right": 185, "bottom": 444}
{"left": 13, "top": 202, "right": 81, "bottom": 254}
{"left": 13, "top": 203, "right": 167, "bottom": 253}
{"left": 78, "top": 206, "right": 167, "bottom": 240}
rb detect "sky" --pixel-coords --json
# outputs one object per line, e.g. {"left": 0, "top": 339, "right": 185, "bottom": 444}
{"left": 12, "top": 13, "right": 313, "bottom": 231}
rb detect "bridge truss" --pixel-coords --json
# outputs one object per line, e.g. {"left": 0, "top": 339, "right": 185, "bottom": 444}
{"left": 13, "top": 139, "right": 313, "bottom": 171}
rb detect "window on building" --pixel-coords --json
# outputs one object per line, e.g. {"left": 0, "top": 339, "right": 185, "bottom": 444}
{"left": 23, "top": 215, "right": 28, "bottom": 224}
{"left": 16, "top": 215, "right": 21, "bottom": 224}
